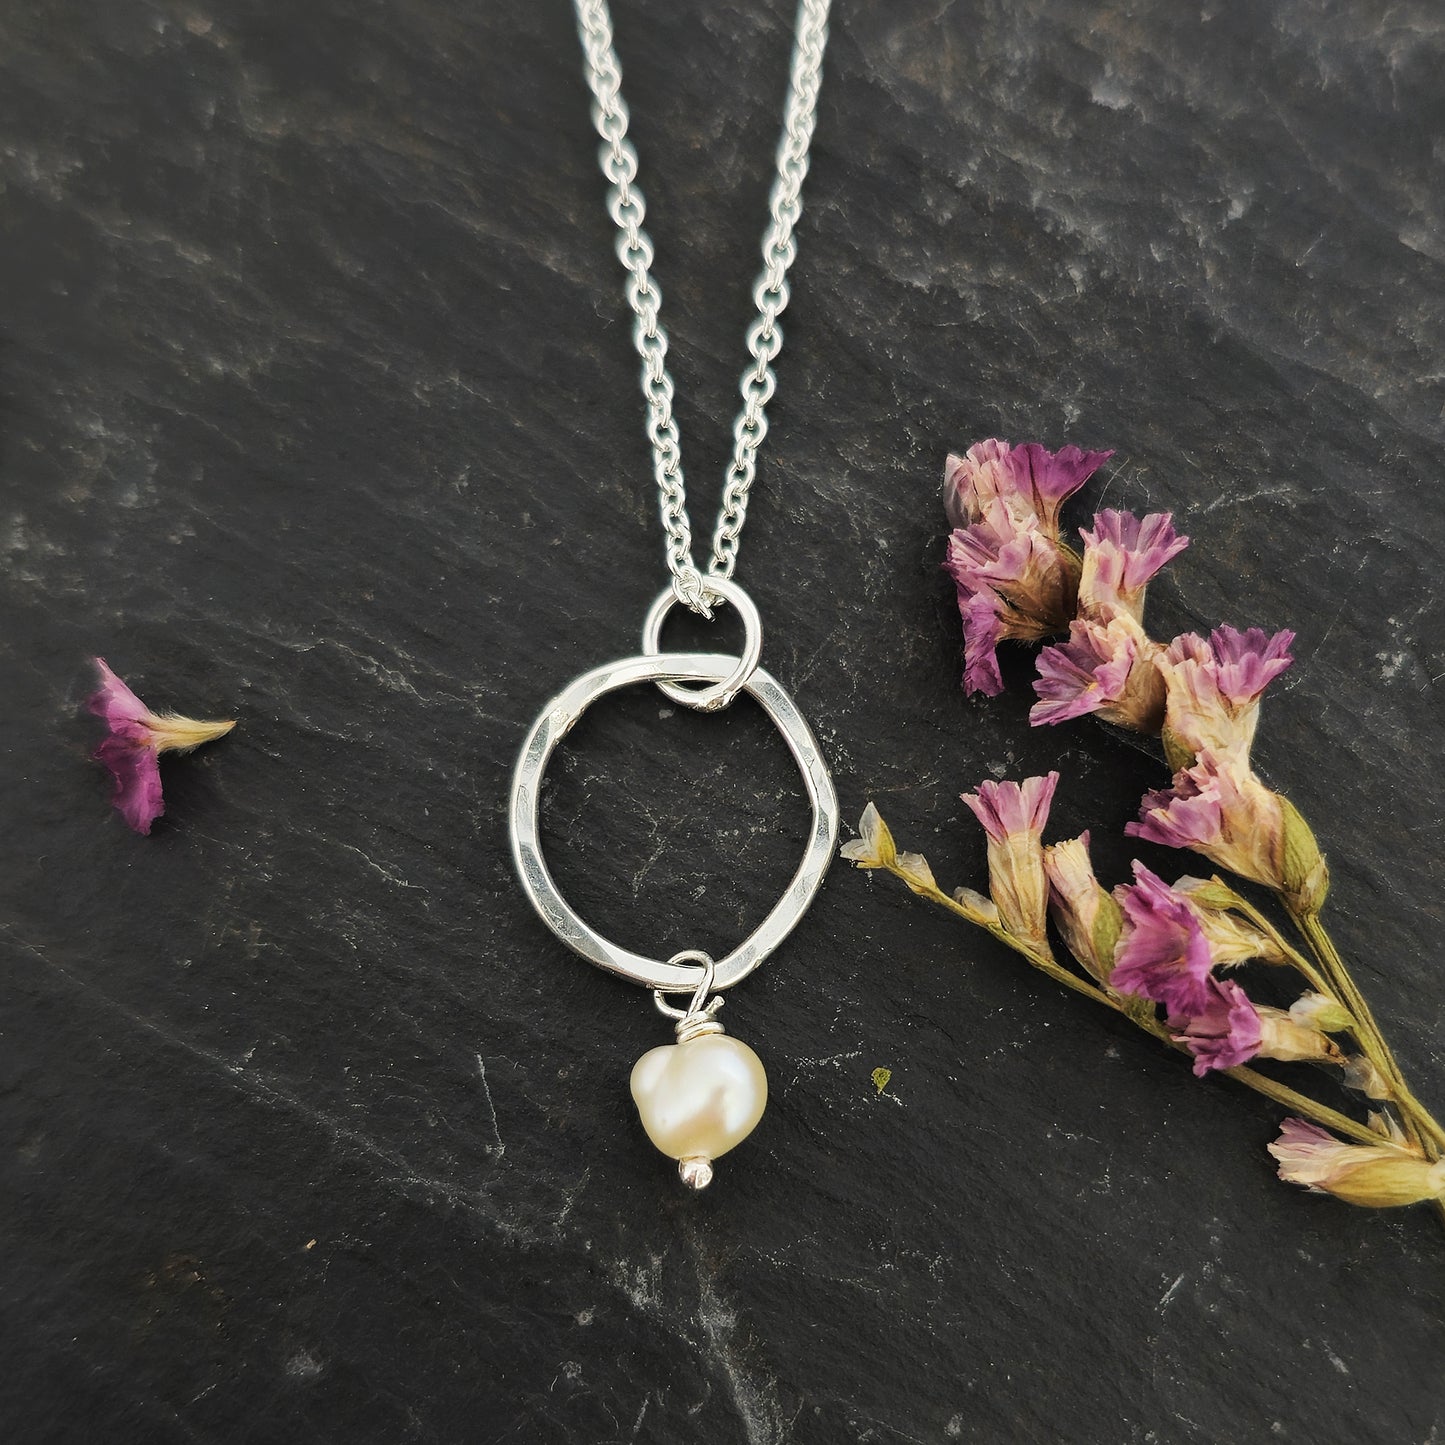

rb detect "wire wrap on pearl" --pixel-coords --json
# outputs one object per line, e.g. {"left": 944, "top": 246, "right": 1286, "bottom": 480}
{"left": 654, "top": 950, "right": 727, "bottom": 1043}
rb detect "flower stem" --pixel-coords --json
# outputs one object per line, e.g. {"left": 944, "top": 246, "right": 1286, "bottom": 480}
{"left": 1290, "top": 906, "right": 1445, "bottom": 1155}
{"left": 920, "top": 882, "right": 1115, "bottom": 1007}
{"left": 1222, "top": 1068, "right": 1385, "bottom": 1147}
{"left": 1123, "top": 1005, "right": 1383, "bottom": 1145}
{"left": 898, "top": 864, "right": 1385, "bottom": 1147}
{"left": 1228, "top": 894, "right": 1333, "bottom": 996}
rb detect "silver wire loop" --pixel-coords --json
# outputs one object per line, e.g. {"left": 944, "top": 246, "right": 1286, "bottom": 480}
{"left": 509, "top": 651, "right": 839, "bottom": 993}
{"left": 641, "top": 577, "right": 762, "bottom": 713}
{"left": 653, "top": 951, "right": 727, "bottom": 1042}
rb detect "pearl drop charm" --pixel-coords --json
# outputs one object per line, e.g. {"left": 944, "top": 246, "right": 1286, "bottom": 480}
{"left": 630, "top": 1032, "right": 768, "bottom": 1187}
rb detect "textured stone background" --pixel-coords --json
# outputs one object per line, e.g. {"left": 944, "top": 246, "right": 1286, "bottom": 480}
{"left": 3, "top": 1, "right": 1445, "bottom": 1441}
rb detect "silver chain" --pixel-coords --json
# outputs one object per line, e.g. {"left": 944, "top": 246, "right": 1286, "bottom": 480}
{"left": 573, "top": 0, "right": 831, "bottom": 615}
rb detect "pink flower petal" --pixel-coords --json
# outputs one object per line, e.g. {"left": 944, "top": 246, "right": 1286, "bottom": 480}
{"left": 1127, "top": 747, "right": 1286, "bottom": 888}
{"left": 944, "top": 515, "right": 1081, "bottom": 694}
{"left": 89, "top": 657, "right": 153, "bottom": 729}
{"left": 959, "top": 591, "right": 1008, "bottom": 697}
{"left": 94, "top": 727, "right": 166, "bottom": 834}
{"left": 961, "top": 772, "right": 1060, "bottom": 844}
{"left": 1111, "top": 861, "right": 1217, "bottom": 1016}
{"left": 943, "top": 439, "right": 1112, "bottom": 538}
{"left": 1007, "top": 443, "right": 1113, "bottom": 533}
{"left": 1078, "top": 510, "right": 1189, "bottom": 622}
{"left": 1159, "top": 626, "right": 1295, "bottom": 757}
{"left": 942, "top": 439, "right": 1015, "bottom": 531}
{"left": 86, "top": 658, "right": 234, "bottom": 834}
{"left": 1268, "top": 1118, "right": 1366, "bottom": 1191}
{"left": 1127, "top": 769, "right": 1224, "bottom": 853}
{"left": 1204, "top": 625, "right": 1295, "bottom": 706}
{"left": 1030, "top": 620, "right": 1137, "bottom": 726}
{"left": 1169, "top": 976, "right": 1262, "bottom": 1076}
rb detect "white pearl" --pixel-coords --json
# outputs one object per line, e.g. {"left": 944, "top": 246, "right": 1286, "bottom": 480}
{"left": 630, "top": 1034, "right": 768, "bottom": 1165}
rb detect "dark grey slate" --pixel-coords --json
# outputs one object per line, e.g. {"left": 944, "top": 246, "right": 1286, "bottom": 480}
{"left": 2, "top": 1, "right": 1444, "bottom": 1441}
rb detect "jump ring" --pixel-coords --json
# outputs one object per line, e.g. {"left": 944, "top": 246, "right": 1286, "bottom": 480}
{"left": 642, "top": 576, "right": 763, "bottom": 712}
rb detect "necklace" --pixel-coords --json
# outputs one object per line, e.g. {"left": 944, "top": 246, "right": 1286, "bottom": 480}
{"left": 509, "top": 0, "right": 837, "bottom": 1190}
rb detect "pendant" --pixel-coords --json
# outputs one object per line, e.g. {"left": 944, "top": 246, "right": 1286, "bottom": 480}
{"left": 509, "top": 579, "right": 838, "bottom": 1186}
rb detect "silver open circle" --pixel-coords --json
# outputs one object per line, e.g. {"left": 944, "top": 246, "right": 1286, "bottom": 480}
{"left": 509, "top": 651, "right": 838, "bottom": 992}
{"left": 641, "top": 577, "right": 762, "bottom": 712}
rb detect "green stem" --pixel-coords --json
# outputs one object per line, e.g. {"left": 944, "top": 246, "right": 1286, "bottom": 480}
{"left": 1224, "top": 1068, "right": 1384, "bottom": 1146}
{"left": 1228, "top": 894, "right": 1333, "bottom": 996}
{"left": 918, "top": 882, "right": 1114, "bottom": 1009}
{"left": 902, "top": 866, "right": 1385, "bottom": 1148}
{"left": 1290, "top": 907, "right": 1445, "bottom": 1154}
{"left": 1126, "top": 1009, "right": 1382, "bottom": 1145}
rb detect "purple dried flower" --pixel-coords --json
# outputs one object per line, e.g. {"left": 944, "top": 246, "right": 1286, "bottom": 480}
{"left": 961, "top": 772, "right": 1059, "bottom": 948}
{"left": 954, "top": 589, "right": 1008, "bottom": 697}
{"left": 1103, "top": 863, "right": 1342, "bottom": 1075}
{"left": 1127, "top": 746, "right": 1288, "bottom": 892}
{"left": 943, "top": 440, "right": 1112, "bottom": 696}
{"left": 1003, "top": 442, "right": 1115, "bottom": 537}
{"left": 1077, "top": 510, "right": 1189, "bottom": 624}
{"left": 942, "top": 439, "right": 1112, "bottom": 538}
{"left": 1031, "top": 620, "right": 1138, "bottom": 726}
{"left": 1202, "top": 625, "right": 1296, "bottom": 700}
{"left": 944, "top": 514, "right": 1081, "bottom": 696}
{"left": 88, "top": 658, "right": 235, "bottom": 834}
{"left": 963, "top": 771, "right": 1059, "bottom": 843}
{"left": 942, "top": 439, "right": 1016, "bottom": 532}
{"left": 1160, "top": 625, "right": 1295, "bottom": 760}
{"left": 1110, "top": 861, "right": 1219, "bottom": 1017}
{"left": 1030, "top": 616, "right": 1167, "bottom": 733}
{"left": 1169, "top": 977, "right": 1263, "bottom": 1076}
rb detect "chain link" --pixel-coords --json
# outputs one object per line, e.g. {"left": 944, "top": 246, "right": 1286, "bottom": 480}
{"left": 573, "top": 0, "right": 831, "bottom": 615}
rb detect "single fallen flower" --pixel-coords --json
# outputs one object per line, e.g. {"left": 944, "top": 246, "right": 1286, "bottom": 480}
{"left": 88, "top": 658, "right": 236, "bottom": 834}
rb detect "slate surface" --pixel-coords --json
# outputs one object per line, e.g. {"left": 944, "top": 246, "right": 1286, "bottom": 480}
{"left": 3, "top": 1, "right": 1445, "bottom": 1441}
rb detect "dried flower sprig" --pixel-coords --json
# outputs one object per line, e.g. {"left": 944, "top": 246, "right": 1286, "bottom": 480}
{"left": 89, "top": 658, "right": 236, "bottom": 834}
{"left": 845, "top": 439, "right": 1445, "bottom": 1220}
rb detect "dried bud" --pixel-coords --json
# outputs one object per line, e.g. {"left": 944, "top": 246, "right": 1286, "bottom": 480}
{"left": 1287, "top": 992, "right": 1353, "bottom": 1034}
{"left": 1269, "top": 1118, "right": 1445, "bottom": 1208}
{"left": 841, "top": 802, "right": 898, "bottom": 871}
{"left": 1173, "top": 878, "right": 1290, "bottom": 966}
{"left": 1253, "top": 1007, "right": 1347, "bottom": 1067}
{"left": 1042, "top": 831, "right": 1120, "bottom": 984}
{"left": 952, "top": 886, "right": 1001, "bottom": 927}
{"left": 1279, "top": 794, "right": 1330, "bottom": 914}
{"left": 1342, "top": 1055, "right": 1392, "bottom": 1101}
{"left": 894, "top": 851, "right": 939, "bottom": 897}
